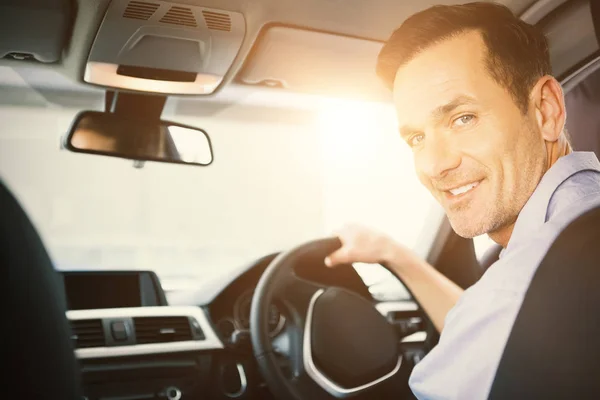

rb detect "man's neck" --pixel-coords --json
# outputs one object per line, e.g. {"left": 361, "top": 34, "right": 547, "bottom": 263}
{"left": 488, "top": 223, "right": 515, "bottom": 248}
{"left": 546, "top": 134, "right": 572, "bottom": 170}
{"left": 489, "top": 135, "right": 572, "bottom": 248}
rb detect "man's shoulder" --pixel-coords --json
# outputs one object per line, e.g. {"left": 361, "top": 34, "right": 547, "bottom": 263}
{"left": 546, "top": 183, "right": 600, "bottom": 236}
{"left": 546, "top": 168, "right": 600, "bottom": 221}
{"left": 506, "top": 152, "right": 600, "bottom": 255}
{"left": 489, "top": 184, "right": 600, "bottom": 287}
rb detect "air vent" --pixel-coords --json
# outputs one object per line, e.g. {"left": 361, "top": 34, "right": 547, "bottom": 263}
{"left": 202, "top": 11, "right": 231, "bottom": 32}
{"left": 160, "top": 6, "right": 197, "bottom": 27}
{"left": 123, "top": 1, "right": 160, "bottom": 21}
{"left": 134, "top": 316, "right": 193, "bottom": 344}
{"left": 70, "top": 319, "right": 105, "bottom": 348}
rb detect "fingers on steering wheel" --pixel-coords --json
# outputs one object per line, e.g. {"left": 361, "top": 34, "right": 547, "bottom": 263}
{"left": 325, "top": 245, "right": 350, "bottom": 267}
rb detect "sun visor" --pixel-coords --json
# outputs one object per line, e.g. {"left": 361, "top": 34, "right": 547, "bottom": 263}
{"left": 84, "top": 0, "right": 245, "bottom": 95}
{"left": 0, "top": 0, "right": 74, "bottom": 63}
{"left": 237, "top": 26, "right": 391, "bottom": 102}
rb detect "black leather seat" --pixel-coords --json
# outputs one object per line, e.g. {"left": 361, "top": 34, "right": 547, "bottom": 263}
{"left": 489, "top": 205, "right": 600, "bottom": 399}
{"left": 1, "top": 180, "right": 82, "bottom": 399}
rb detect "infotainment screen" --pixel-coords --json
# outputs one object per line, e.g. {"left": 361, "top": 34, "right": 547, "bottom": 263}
{"left": 62, "top": 271, "right": 167, "bottom": 310}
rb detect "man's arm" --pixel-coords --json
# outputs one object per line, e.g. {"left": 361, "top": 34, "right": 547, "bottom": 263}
{"left": 382, "top": 244, "right": 463, "bottom": 332}
{"left": 325, "top": 225, "right": 463, "bottom": 332}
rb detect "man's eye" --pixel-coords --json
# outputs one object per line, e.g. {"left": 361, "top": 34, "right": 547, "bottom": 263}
{"left": 408, "top": 134, "right": 425, "bottom": 147}
{"left": 453, "top": 114, "right": 475, "bottom": 127}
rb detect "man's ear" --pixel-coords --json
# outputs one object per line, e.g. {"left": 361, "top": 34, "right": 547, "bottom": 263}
{"left": 531, "top": 76, "right": 566, "bottom": 142}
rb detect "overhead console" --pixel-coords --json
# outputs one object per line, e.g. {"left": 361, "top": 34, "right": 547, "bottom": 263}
{"left": 83, "top": 0, "right": 245, "bottom": 95}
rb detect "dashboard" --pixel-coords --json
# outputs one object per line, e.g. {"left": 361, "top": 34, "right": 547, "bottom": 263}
{"left": 206, "top": 251, "right": 372, "bottom": 344}
{"left": 61, "top": 255, "right": 429, "bottom": 400}
{"left": 215, "top": 288, "right": 286, "bottom": 341}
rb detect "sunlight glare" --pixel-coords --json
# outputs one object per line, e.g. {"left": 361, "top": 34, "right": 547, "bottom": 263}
{"left": 316, "top": 98, "right": 436, "bottom": 250}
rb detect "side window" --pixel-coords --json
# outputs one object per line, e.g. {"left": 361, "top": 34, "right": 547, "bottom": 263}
{"left": 352, "top": 262, "right": 412, "bottom": 301}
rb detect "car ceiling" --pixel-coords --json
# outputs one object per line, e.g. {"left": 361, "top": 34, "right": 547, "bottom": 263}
{"left": 0, "top": 0, "right": 598, "bottom": 111}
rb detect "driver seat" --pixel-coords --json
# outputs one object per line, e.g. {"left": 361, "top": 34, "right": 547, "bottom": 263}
{"left": 489, "top": 205, "right": 600, "bottom": 398}
{"left": 0, "top": 179, "right": 82, "bottom": 399}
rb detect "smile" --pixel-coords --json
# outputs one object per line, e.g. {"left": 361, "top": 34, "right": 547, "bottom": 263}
{"left": 446, "top": 181, "right": 481, "bottom": 197}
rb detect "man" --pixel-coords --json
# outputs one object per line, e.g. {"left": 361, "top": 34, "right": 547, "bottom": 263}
{"left": 325, "top": 2, "right": 600, "bottom": 399}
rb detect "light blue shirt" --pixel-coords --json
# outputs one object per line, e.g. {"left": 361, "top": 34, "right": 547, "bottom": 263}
{"left": 409, "top": 151, "right": 600, "bottom": 400}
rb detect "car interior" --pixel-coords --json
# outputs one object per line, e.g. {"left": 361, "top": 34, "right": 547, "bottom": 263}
{"left": 2, "top": 0, "right": 600, "bottom": 399}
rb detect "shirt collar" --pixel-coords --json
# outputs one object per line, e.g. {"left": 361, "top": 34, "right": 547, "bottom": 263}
{"left": 502, "top": 151, "right": 600, "bottom": 256}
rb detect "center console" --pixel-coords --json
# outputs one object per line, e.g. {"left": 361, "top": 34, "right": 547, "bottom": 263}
{"left": 62, "top": 271, "right": 224, "bottom": 400}
{"left": 62, "top": 270, "right": 168, "bottom": 310}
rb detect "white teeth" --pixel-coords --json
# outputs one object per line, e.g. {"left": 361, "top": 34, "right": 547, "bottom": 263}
{"left": 449, "top": 182, "right": 478, "bottom": 196}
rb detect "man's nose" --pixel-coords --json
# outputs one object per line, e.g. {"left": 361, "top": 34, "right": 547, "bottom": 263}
{"left": 417, "top": 135, "right": 461, "bottom": 179}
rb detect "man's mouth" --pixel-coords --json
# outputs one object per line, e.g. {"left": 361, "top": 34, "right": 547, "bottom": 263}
{"left": 442, "top": 180, "right": 482, "bottom": 199}
{"left": 448, "top": 181, "right": 480, "bottom": 196}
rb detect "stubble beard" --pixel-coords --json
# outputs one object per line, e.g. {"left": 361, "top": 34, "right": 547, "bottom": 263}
{"left": 446, "top": 197, "right": 512, "bottom": 239}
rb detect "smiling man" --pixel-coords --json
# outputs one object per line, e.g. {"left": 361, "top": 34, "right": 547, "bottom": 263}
{"left": 325, "top": 2, "right": 600, "bottom": 399}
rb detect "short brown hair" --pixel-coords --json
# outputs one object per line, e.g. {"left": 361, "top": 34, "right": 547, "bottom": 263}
{"left": 376, "top": 2, "right": 551, "bottom": 113}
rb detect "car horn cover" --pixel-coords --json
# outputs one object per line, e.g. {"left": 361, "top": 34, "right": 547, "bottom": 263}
{"left": 308, "top": 287, "right": 399, "bottom": 388}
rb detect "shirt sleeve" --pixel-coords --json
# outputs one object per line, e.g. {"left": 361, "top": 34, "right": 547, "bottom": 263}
{"left": 408, "top": 287, "right": 523, "bottom": 400}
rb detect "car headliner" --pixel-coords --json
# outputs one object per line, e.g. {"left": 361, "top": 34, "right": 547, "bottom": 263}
{"left": 0, "top": 0, "right": 597, "bottom": 113}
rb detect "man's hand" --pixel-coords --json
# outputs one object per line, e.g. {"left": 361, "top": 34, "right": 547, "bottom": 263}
{"left": 324, "top": 225, "right": 421, "bottom": 273}
{"left": 324, "top": 224, "right": 463, "bottom": 332}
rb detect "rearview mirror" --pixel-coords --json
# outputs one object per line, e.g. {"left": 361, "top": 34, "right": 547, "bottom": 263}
{"left": 65, "top": 111, "right": 213, "bottom": 166}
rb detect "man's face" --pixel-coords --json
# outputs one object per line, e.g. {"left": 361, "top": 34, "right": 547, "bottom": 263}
{"left": 393, "top": 31, "right": 548, "bottom": 238}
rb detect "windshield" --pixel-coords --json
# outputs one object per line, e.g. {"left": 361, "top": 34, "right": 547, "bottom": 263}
{"left": 0, "top": 68, "right": 439, "bottom": 300}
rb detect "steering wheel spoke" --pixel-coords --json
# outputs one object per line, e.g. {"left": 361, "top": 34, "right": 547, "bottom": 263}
{"left": 275, "top": 271, "right": 326, "bottom": 382}
{"left": 286, "top": 320, "right": 307, "bottom": 379}
{"left": 277, "top": 271, "right": 325, "bottom": 318}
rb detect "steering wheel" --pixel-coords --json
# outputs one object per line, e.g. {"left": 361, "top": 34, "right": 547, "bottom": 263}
{"left": 250, "top": 238, "right": 403, "bottom": 400}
